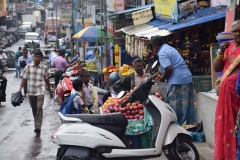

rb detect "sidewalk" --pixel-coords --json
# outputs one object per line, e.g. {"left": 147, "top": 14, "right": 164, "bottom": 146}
{"left": 146, "top": 142, "right": 214, "bottom": 160}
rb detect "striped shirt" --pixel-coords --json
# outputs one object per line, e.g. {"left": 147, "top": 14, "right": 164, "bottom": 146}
{"left": 20, "top": 63, "right": 50, "bottom": 96}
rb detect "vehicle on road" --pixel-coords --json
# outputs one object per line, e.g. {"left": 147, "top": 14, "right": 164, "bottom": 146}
{"left": 21, "top": 15, "right": 37, "bottom": 31}
{"left": 19, "top": 25, "right": 32, "bottom": 38}
{"left": 52, "top": 62, "right": 199, "bottom": 160}
{"left": 3, "top": 50, "right": 17, "bottom": 68}
{"left": 24, "top": 32, "right": 40, "bottom": 48}
{"left": 47, "top": 2, "right": 55, "bottom": 10}
{"left": 0, "top": 60, "right": 8, "bottom": 106}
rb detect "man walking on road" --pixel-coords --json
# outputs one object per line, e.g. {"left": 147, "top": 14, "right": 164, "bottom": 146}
{"left": 19, "top": 51, "right": 53, "bottom": 134}
{"left": 14, "top": 47, "right": 22, "bottom": 77}
{"left": 18, "top": 47, "right": 33, "bottom": 97}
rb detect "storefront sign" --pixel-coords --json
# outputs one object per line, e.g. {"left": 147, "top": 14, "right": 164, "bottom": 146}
{"left": 60, "top": 10, "right": 71, "bottom": 34}
{"left": 154, "top": 0, "right": 178, "bottom": 21}
{"left": 107, "top": 0, "right": 115, "bottom": 11}
{"left": 115, "top": 0, "right": 125, "bottom": 11}
{"left": 178, "top": 0, "right": 197, "bottom": 14}
{"left": 132, "top": 8, "right": 153, "bottom": 26}
{"left": 224, "top": 0, "right": 236, "bottom": 32}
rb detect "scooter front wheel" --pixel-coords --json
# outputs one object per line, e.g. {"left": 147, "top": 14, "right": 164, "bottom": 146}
{"left": 168, "top": 135, "right": 199, "bottom": 160}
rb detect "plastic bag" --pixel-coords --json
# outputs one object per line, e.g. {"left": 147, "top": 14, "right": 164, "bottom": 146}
{"left": 11, "top": 91, "right": 24, "bottom": 107}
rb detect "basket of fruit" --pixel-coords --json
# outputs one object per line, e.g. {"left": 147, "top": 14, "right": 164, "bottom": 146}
{"left": 102, "top": 65, "right": 119, "bottom": 82}
{"left": 120, "top": 64, "right": 135, "bottom": 77}
{"left": 102, "top": 89, "right": 153, "bottom": 135}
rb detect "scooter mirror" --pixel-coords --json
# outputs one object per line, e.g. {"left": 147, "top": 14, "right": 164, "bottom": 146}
{"left": 152, "top": 60, "right": 158, "bottom": 69}
{"left": 117, "top": 91, "right": 126, "bottom": 99}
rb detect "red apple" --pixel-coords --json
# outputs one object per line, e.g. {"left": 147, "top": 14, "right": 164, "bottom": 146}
{"left": 127, "top": 110, "right": 131, "bottom": 115}
{"left": 155, "top": 92, "right": 161, "bottom": 98}
{"left": 139, "top": 110, "right": 144, "bottom": 115}
{"left": 138, "top": 104, "right": 143, "bottom": 109}
{"left": 133, "top": 106, "right": 138, "bottom": 110}
{"left": 129, "top": 116, "right": 134, "bottom": 119}
{"left": 131, "top": 110, "right": 136, "bottom": 115}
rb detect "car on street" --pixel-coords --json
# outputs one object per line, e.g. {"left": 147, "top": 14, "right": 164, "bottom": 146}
{"left": 3, "top": 50, "right": 16, "bottom": 68}
{"left": 47, "top": 2, "right": 55, "bottom": 10}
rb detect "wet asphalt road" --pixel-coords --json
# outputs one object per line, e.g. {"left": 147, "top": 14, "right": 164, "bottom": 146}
{"left": 0, "top": 40, "right": 167, "bottom": 160}
{"left": 0, "top": 39, "right": 60, "bottom": 160}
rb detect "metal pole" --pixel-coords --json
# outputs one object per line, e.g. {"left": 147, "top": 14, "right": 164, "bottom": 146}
{"left": 82, "top": 0, "right": 85, "bottom": 60}
{"left": 55, "top": 3, "right": 58, "bottom": 48}
{"left": 103, "top": 0, "right": 108, "bottom": 68}
{"left": 71, "top": 0, "right": 74, "bottom": 57}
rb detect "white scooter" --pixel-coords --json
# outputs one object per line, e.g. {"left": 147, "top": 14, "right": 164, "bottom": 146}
{"left": 51, "top": 62, "right": 199, "bottom": 160}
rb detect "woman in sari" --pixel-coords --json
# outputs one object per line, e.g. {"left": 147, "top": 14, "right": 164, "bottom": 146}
{"left": 214, "top": 20, "right": 240, "bottom": 160}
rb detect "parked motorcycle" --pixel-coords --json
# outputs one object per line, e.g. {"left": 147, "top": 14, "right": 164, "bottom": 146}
{"left": 0, "top": 60, "right": 8, "bottom": 106}
{"left": 51, "top": 61, "right": 199, "bottom": 160}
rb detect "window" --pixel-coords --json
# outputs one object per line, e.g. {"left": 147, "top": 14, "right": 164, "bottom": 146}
{"left": 25, "top": 35, "right": 39, "bottom": 40}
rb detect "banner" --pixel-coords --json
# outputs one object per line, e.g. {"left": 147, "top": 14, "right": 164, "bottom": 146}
{"left": 224, "top": 0, "right": 236, "bottom": 32}
{"left": 60, "top": 10, "right": 71, "bottom": 34}
{"left": 115, "top": 0, "right": 125, "bottom": 11}
{"left": 154, "top": 0, "right": 178, "bottom": 21}
{"left": 132, "top": 8, "right": 153, "bottom": 26}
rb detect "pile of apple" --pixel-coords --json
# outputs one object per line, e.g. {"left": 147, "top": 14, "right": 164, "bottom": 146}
{"left": 102, "top": 90, "right": 144, "bottom": 120}
{"left": 102, "top": 87, "right": 162, "bottom": 120}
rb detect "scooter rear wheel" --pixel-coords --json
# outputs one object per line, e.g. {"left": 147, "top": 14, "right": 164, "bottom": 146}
{"left": 168, "top": 135, "right": 199, "bottom": 160}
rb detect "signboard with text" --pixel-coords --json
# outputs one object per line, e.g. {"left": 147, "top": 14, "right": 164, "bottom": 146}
{"left": 132, "top": 8, "right": 153, "bottom": 26}
{"left": 60, "top": 10, "right": 71, "bottom": 34}
{"left": 154, "top": 0, "right": 178, "bottom": 21}
{"left": 224, "top": 0, "right": 236, "bottom": 32}
{"left": 115, "top": 0, "right": 125, "bottom": 11}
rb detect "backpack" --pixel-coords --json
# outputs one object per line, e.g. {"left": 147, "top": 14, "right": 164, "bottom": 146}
{"left": 19, "top": 60, "right": 27, "bottom": 68}
{"left": 60, "top": 93, "right": 82, "bottom": 115}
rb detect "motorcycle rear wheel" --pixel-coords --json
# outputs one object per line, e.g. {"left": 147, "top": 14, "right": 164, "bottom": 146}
{"left": 168, "top": 135, "right": 199, "bottom": 160}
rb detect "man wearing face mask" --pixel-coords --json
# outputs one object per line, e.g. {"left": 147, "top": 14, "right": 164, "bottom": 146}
{"left": 113, "top": 58, "right": 148, "bottom": 92}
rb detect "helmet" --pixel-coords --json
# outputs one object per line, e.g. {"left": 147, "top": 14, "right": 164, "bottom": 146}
{"left": 109, "top": 72, "right": 120, "bottom": 84}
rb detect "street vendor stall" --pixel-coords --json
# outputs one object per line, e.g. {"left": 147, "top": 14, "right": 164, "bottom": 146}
{"left": 101, "top": 88, "right": 153, "bottom": 148}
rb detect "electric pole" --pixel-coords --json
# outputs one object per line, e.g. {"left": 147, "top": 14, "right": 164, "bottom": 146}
{"left": 82, "top": 0, "right": 85, "bottom": 59}
{"left": 71, "top": 0, "right": 75, "bottom": 57}
{"left": 103, "top": 0, "right": 108, "bottom": 68}
{"left": 55, "top": 2, "right": 58, "bottom": 48}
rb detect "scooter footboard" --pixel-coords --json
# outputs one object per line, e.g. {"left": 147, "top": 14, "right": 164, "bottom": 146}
{"left": 163, "top": 123, "right": 192, "bottom": 146}
{"left": 57, "top": 146, "right": 92, "bottom": 160}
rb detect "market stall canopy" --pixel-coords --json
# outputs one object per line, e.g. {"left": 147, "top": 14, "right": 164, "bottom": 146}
{"left": 148, "top": 7, "right": 226, "bottom": 31}
{"left": 121, "top": 6, "right": 226, "bottom": 39}
{"left": 120, "top": 24, "right": 172, "bottom": 39}
{"left": 73, "top": 26, "right": 113, "bottom": 43}
{"left": 111, "top": 4, "right": 154, "bottom": 16}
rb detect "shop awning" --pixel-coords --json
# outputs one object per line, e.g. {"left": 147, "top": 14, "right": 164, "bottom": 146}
{"left": 121, "top": 23, "right": 172, "bottom": 38}
{"left": 148, "top": 7, "right": 226, "bottom": 31}
{"left": 113, "top": 4, "right": 154, "bottom": 15}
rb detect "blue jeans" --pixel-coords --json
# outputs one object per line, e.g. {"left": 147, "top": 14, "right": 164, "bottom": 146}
{"left": 15, "top": 62, "right": 20, "bottom": 77}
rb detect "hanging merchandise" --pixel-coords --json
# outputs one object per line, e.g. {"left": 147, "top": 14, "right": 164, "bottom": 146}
{"left": 114, "top": 44, "right": 120, "bottom": 66}
{"left": 134, "top": 38, "right": 138, "bottom": 57}
{"left": 125, "top": 35, "right": 131, "bottom": 54}
{"left": 130, "top": 36, "right": 135, "bottom": 57}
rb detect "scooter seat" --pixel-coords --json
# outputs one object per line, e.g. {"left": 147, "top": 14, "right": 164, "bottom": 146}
{"left": 94, "top": 87, "right": 110, "bottom": 95}
{"left": 66, "top": 113, "right": 128, "bottom": 127}
{"left": 66, "top": 113, "right": 128, "bottom": 142}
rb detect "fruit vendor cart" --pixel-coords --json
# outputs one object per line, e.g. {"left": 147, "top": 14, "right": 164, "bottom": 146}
{"left": 100, "top": 90, "right": 153, "bottom": 149}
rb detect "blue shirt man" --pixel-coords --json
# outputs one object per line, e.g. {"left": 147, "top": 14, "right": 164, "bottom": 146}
{"left": 18, "top": 47, "right": 33, "bottom": 97}
{"left": 150, "top": 36, "right": 196, "bottom": 125}
{"left": 18, "top": 47, "right": 33, "bottom": 72}
{"left": 157, "top": 44, "right": 192, "bottom": 91}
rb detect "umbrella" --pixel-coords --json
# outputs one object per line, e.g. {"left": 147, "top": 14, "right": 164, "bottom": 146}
{"left": 73, "top": 26, "right": 113, "bottom": 42}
